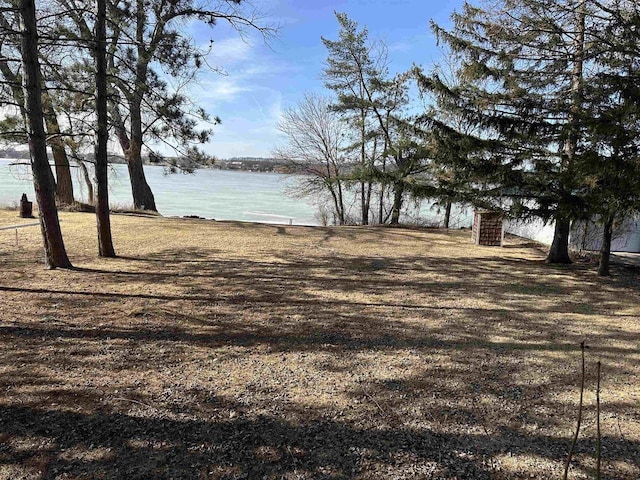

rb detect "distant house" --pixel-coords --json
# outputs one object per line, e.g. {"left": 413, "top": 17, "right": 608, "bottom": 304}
{"left": 506, "top": 216, "right": 640, "bottom": 253}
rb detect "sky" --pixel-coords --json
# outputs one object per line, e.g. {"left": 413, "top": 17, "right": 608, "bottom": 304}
{"left": 184, "top": 0, "right": 465, "bottom": 159}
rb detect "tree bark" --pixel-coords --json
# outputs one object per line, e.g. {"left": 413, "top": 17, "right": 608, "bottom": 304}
{"left": 125, "top": 138, "right": 157, "bottom": 211}
{"left": 120, "top": 0, "right": 157, "bottom": 212}
{"left": 0, "top": 16, "right": 74, "bottom": 207}
{"left": 359, "top": 97, "right": 369, "bottom": 225}
{"left": 327, "top": 184, "right": 344, "bottom": 226}
{"left": 443, "top": 200, "right": 452, "bottom": 228}
{"left": 549, "top": 0, "right": 585, "bottom": 264}
{"left": 42, "top": 94, "right": 74, "bottom": 205}
{"left": 364, "top": 180, "right": 372, "bottom": 225}
{"left": 598, "top": 214, "right": 614, "bottom": 276}
{"left": 19, "top": 0, "right": 71, "bottom": 269}
{"left": 360, "top": 181, "right": 368, "bottom": 225}
{"left": 95, "top": 0, "right": 115, "bottom": 257}
{"left": 335, "top": 179, "right": 345, "bottom": 225}
{"left": 77, "top": 160, "right": 94, "bottom": 205}
{"left": 546, "top": 215, "right": 572, "bottom": 264}
{"left": 110, "top": 103, "right": 157, "bottom": 211}
{"left": 390, "top": 182, "right": 404, "bottom": 225}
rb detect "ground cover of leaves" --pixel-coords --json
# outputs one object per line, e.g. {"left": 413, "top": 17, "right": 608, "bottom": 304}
{"left": 0, "top": 210, "right": 638, "bottom": 480}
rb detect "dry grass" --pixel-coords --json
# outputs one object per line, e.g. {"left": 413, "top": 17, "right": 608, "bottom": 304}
{"left": 0, "top": 210, "right": 638, "bottom": 480}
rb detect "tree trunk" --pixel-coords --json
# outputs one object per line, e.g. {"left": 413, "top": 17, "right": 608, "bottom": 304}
{"left": 111, "top": 104, "right": 157, "bottom": 211}
{"left": 546, "top": 215, "right": 572, "bottom": 264}
{"left": 364, "top": 180, "right": 373, "bottom": 225}
{"left": 19, "top": 0, "right": 71, "bottom": 269}
{"left": 390, "top": 182, "right": 404, "bottom": 225}
{"left": 378, "top": 140, "right": 388, "bottom": 225}
{"left": 95, "top": 0, "right": 115, "bottom": 257}
{"left": 42, "top": 94, "right": 74, "bottom": 205}
{"left": 548, "top": 0, "right": 585, "bottom": 265}
{"left": 378, "top": 185, "right": 385, "bottom": 225}
{"left": 328, "top": 185, "right": 344, "bottom": 226}
{"left": 598, "top": 214, "right": 614, "bottom": 277}
{"left": 336, "top": 179, "right": 345, "bottom": 225}
{"left": 359, "top": 99, "right": 368, "bottom": 225}
{"left": 443, "top": 200, "right": 452, "bottom": 229}
{"left": 77, "top": 160, "right": 94, "bottom": 205}
{"left": 121, "top": 0, "right": 157, "bottom": 212}
{"left": 125, "top": 140, "right": 156, "bottom": 211}
{"left": 125, "top": 114, "right": 157, "bottom": 211}
{"left": 326, "top": 161, "right": 345, "bottom": 225}
{"left": 360, "top": 180, "right": 368, "bottom": 225}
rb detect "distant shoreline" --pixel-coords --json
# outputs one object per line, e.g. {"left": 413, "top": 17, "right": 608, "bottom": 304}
{"left": 0, "top": 153, "right": 297, "bottom": 174}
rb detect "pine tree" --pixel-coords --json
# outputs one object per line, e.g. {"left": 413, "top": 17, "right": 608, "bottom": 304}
{"left": 322, "top": 12, "right": 384, "bottom": 225}
{"left": 423, "top": 0, "right": 600, "bottom": 263}
{"left": 94, "top": 0, "right": 115, "bottom": 257}
{"left": 17, "top": 0, "right": 72, "bottom": 268}
{"left": 0, "top": 10, "right": 75, "bottom": 206}
{"left": 57, "top": 0, "right": 273, "bottom": 211}
{"left": 323, "top": 13, "right": 430, "bottom": 225}
{"left": 582, "top": 0, "right": 640, "bottom": 275}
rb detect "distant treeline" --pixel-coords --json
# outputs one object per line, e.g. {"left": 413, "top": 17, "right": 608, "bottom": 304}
{"left": 0, "top": 149, "right": 127, "bottom": 165}
{"left": 0, "top": 149, "right": 304, "bottom": 174}
{"left": 214, "top": 158, "right": 297, "bottom": 173}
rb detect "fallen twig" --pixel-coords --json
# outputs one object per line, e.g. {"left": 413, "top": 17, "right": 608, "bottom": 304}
{"left": 361, "top": 387, "right": 388, "bottom": 418}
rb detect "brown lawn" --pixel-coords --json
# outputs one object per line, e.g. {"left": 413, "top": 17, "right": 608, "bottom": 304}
{"left": 0, "top": 210, "right": 638, "bottom": 479}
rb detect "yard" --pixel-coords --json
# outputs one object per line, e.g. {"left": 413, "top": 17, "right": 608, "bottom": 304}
{"left": 0, "top": 210, "right": 638, "bottom": 479}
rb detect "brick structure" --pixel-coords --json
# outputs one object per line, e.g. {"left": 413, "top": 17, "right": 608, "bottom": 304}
{"left": 472, "top": 210, "right": 504, "bottom": 246}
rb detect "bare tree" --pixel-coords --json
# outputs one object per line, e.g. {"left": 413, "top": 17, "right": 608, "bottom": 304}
{"left": 274, "top": 93, "right": 349, "bottom": 225}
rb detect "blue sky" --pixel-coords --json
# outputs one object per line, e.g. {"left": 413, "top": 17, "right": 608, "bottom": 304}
{"left": 187, "top": 0, "right": 465, "bottom": 159}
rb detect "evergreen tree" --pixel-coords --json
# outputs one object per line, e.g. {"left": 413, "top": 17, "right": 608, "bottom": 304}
{"left": 57, "top": 0, "right": 273, "bottom": 211}
{"left": 323, "top": 13, "right": 430, "bottom": 225}
{"left": 423, "top": 0, "right": 599, "bottom": 263}
{"left": 17, "top": 0, "right": 72, "bottom": 268}
{"left": 0, "top": 9, "right": 75, "bottom": 206}
{"left": 413, "top": 60, "right": 485, "bottom": 228}
{"left": 322, "top": 12, "right": 384, "bottom": 225}
{"left": 582, "top": 0, "right": 640, "bottom": 275}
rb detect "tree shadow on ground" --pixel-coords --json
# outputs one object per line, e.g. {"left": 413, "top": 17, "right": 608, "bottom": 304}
{"left": 0, "top": 226, "right": 638, "bottom": 479}
{"left": 1, "top": 403, "right": 636, "bottom": 480}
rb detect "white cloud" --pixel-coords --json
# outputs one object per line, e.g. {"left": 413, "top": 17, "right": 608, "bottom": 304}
{"left": 206, "top": 36, "right": 255, "bottom": 67}
{"left": 195, "top": 76, "right": 251, "bottom": 105}
{"left": 202, "top": 94, "right": 283, "bottom": 158}
{"left": 160, "top": 19, "right": 301, "bottom": 159}
{"left": 388, "top": 40, "right": 414, "bottom": 53}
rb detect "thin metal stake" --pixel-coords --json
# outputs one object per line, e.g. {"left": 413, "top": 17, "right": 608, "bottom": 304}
{"left": 564, "top": 341, "right": 586, "bottom": 480}
{"left": 596, "top": 361, "right": 602, "bottom": 480}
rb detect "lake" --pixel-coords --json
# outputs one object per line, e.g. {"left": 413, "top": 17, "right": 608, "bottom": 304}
{"left": 0, "top": 159, "right": 319, "bottom": 225}
{"left": 0, "top": 158, "right": 472, "bottom": 227}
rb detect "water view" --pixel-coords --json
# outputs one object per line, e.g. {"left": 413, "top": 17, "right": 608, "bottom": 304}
{"left": 0, "top": 159, "right": 319, "bottom": 225}
{"left": 0, "top": 159, "right": 474, "bottom": 227}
